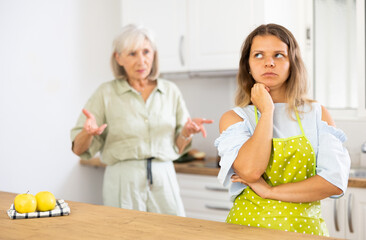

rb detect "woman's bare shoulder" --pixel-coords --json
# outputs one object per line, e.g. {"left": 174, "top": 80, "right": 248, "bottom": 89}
{"left": 219, "top": 110, "right": 244, "bottom": 133}
{"left": 320, "top": 105, "right": 336, "bottom": 127}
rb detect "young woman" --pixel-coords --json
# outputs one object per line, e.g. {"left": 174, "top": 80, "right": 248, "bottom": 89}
{"left": 215, "top": 24, "right": 350, "bottom": 236}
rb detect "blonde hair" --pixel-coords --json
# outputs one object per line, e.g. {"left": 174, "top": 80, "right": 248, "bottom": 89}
{"left": 235, "top": 24, "right": 313, "bottom": 118}
{"left": 111, "top": 24, "right": 159, "bottom": 80}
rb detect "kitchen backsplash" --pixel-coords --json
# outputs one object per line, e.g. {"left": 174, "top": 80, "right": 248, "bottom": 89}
{"left": 169, "top": 74, "right": 237, "bottom": 158}
{"left": 336, "top": 120, "right": 366, "bottom": 167}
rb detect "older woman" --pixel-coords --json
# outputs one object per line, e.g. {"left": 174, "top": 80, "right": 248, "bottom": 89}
{"left": 71, "top": 24, "right": 212, "bottom": 216}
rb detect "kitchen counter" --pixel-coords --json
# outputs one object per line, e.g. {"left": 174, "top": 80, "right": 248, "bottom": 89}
{"left": 79, "top": 157, "right": 220, "bottom": 176}
{"left": 0, "top": 191, "right": 342, "bottom": 240}
{"left": 80, "top": 157, "right": 366, "bottom": 188}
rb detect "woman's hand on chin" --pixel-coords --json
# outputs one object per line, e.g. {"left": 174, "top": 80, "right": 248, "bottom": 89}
{"left": 250, "top": 83, "right": 274, "bottom": 114}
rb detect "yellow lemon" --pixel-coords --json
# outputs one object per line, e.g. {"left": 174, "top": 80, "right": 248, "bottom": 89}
{"left": 36, "top": 191, "right": 56, "bottom": 211}
{"left": 14, "top": 192, "right": 37, "bottom": 213}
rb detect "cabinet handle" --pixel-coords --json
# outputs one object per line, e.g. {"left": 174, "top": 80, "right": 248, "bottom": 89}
{"left": 333, "top": 199, "right": 340, "bottom": 232}
{"left": 348, "top": 193, "right": 354, "bottom": 233}
{"left": 179, "top": 35, "right": 185, "bottom": 66}
{"left": 205, "top": 204, "right": 231, "bottom": 211}
{"left": 205, "top": 186, "right": 228, "bottom": 192}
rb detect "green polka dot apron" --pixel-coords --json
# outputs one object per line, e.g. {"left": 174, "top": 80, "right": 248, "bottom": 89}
{"left": 226, "top": 106, "right": 328, "bottom": 236}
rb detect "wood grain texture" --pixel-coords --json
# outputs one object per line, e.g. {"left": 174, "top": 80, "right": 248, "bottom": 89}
{"left": 0, "top": 191, "right": 342, "bottom": 240}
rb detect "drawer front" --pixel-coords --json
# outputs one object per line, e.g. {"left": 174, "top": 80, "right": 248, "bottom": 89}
{"left": 177, "top": 173, "right": 230, "bottom": 201}
{"left": 182, "top": 197, "right": 232, "bottom": 222}
{"left": 177, "top": 173, "right": 226, "bottom": 190}
{"left": 177, "top": 173, "right": 233, "bottom": 222}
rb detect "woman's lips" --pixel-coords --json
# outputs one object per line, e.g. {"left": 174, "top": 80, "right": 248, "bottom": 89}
{"left": 262, "top": 72, "right": 277, "bottom": 77}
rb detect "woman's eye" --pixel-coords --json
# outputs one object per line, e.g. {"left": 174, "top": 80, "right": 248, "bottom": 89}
{"left": 143, "top": 49, "right": 150, "bottom": 55}
{"left": 275, "top": 53, "right": 284, "bottom": 58}
{"left": 254, "top": 53, "right": 263, "bottom": 58}
{"left": 128, "top": 52, "right": 136, "bottom": 56}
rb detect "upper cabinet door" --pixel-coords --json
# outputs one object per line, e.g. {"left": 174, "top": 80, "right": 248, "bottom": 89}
{"left": 120, "top": 0, "right": 309, "bottom": 73}
{"left": 259, "top": 0, "right": 312, "bottom": 70}
{"left": 187, "top": 0, "right": 255, "bottom": 71}
{"left": 120, "top": 0, "right": 187, "bottom": 72}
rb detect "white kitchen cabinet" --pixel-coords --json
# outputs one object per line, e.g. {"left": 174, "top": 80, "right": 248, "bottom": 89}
{"left": 120, "top": 0, "right": 187, "bottom": 72}
{"left": 186, "top": 0, "right": 255, "bottom": 71}
{"left": 188, "top": 0, "right": 312, "bottom": 72}
{"left": 321, "top": 187, "right": 366, "bottom": 240}
{"left": 260, "top": 0, "right": 313, "bottom": 69}
{"left": 120, "top": 0, "right": 256, "bottom": 73}
{"left": 176, "top": 173, "right": 232, "bottom": 222}
{"left": 120, "top": 0, "right": 311, "bottom": 73}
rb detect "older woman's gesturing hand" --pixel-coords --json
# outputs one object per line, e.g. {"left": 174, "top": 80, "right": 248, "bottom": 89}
{"left": 82, "top": 109, "right": 107, "bottom": 136}
{"left": 182, "top": 117, "right": 214, "bottom": 138}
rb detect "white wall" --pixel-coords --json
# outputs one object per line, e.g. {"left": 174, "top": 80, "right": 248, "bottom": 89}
{"left": 0, "top": 0, "right": 120, "bottom": 204}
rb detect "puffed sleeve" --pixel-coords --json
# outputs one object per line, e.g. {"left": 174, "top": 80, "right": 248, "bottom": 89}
{"left": 214, "top": 119, "right": 253, "bottom": 201}
{"left": 316, "top": 121, "right": 350, "bottom": 198}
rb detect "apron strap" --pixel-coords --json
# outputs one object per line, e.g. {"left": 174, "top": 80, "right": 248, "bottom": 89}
{"left": 253, "top": 105, "right": 305, "bottom": 135}
{"left": 295, "top": 110, "right": 305, "bottom": 135}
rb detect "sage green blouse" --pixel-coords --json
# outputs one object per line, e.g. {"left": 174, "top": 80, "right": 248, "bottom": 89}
{"left": 70, "top": 78, "right": 190, "bottom": 165}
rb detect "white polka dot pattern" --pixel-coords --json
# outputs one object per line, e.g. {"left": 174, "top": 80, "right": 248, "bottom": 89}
{"left": 226, "top": 131, "right": 328, "bottom": 236}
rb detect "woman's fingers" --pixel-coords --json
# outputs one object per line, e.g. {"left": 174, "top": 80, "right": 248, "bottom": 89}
{"left": 97, "top": 124, "right": 108, "bottom": 135}
{"left": 231, "top": 174, "right": 248, "bottom": 185}
{"left": 202, "top": 119, "right": 214, "bottom": 124}
{"left": 251, "top": 83, "right": 267, "bottom": 99}
{"left": 84, "top": 118, "right": 92, "bottom": 132}
{"left": 82, "top": 109, "right": 107, "bottom": 135}
{"left": 200, "top": 125, "right": 207, "bottom": 138}
{"left": 193, "top": 118, "right": 213, "bottom": 138}
{"left": 196, "top": 121, "right": 208, "bottom": 138}
{"left": 183, "top": 117, "right": 213, "bottom": 138}
{"left": 187, "top": 121, "right": 202, "bottom": 135}
{"left": 192, "top": 118, "right": 214, "bottom": 125}
{"left": 251, "top": 83, "right": 274, "bottom": 113}
{"left": 82, "top": 108, "right": 95, "bottom": 120}
{"left": 191, "top": 121, "right": 200, "bottom": 131}
{"left": 183, "top": 117, "right": 214, "bottom": 138}
{"left": 184, "top": 118, "right": 197, "bottom": 132}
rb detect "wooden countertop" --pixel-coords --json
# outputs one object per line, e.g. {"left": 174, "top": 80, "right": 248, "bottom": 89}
{"left": 80, "top": 157, "right": 366, "bottom": 188}
{"left": 0, "top": 191, "right": 342, "bottom": 240}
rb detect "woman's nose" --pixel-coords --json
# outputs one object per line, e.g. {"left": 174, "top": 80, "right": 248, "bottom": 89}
{"left": 136, "top": 53, "right": 145, "bottom": 64}
{"left": 265, "top": 57, "right": 275, "bottom": 68}
{"left": 137, "top": 55, "right": 144, "bottom": 63}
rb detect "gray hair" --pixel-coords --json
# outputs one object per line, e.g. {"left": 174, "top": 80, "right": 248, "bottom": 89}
{"left": 111, "top": 24, "right": 159, "bottom": 80}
